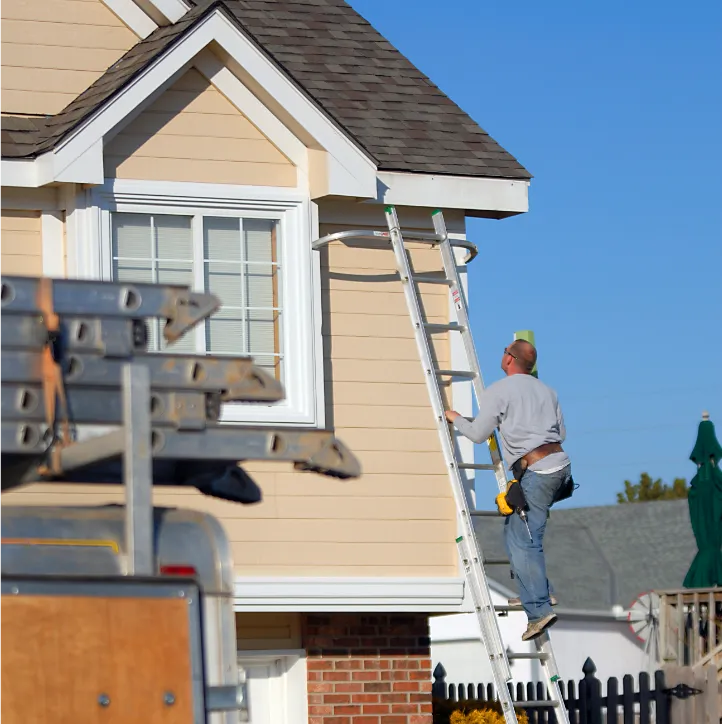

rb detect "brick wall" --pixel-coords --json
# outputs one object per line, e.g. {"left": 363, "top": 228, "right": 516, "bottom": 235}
{"left": 303, "top": 613, "right": 432, "bottom": 724}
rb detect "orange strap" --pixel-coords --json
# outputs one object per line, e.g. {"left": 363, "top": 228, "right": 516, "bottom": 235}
{"left": 37, "top": 277, "right": 70, "bottom": 474}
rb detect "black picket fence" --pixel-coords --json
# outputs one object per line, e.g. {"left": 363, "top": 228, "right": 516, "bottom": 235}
{"left": 432, "top": 658, "right": 672, "bottom": 724}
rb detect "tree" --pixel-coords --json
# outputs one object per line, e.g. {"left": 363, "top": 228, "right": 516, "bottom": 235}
{"left": 616, "top": 472, "right": 689, "bottom": 504}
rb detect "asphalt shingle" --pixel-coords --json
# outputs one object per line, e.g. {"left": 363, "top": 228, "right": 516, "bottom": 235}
{"left": 475, "top": 499, "right": 696, "bottom": 611}
{"left": 2, "top": 0, "right": 529, "bottom": 180}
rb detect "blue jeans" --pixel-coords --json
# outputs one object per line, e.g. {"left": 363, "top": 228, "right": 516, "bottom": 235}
{"left": 503, "top": 465, "right": 571, "bottom": 622}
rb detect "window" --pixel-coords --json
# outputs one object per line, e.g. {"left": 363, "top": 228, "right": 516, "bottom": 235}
{"left": 90, "top": 182, "right": 321, "bottom": 426}
{"left": 111, "top": 213, "right": 282, "bottom": 380}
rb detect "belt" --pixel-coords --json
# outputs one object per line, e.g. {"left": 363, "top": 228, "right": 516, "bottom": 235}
{"left": 519, "top": 442, "right": 564, "bottom": 472}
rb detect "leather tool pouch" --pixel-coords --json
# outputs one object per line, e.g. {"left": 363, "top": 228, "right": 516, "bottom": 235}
{"left": 511, "top": 459, "right": 526, "bottom": 484}
{"left": 553, "top": 475, "right": 577, "bottom": 503}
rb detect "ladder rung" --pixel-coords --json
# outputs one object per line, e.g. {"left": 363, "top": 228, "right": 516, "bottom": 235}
{"left": 459, "top": 463, "right": 496, "bottom": 470}
{"left": 494, "top": 605, "right": 521, "bottom": 613}
{"left": 518, "top": 701, "right": 561, "bottom": 709}
{"left": 471, "top": 510, "right": 502, "bottom": 518}
{"left": 435, "top": 369, "right": 476, "bottom": 379}
{"left": 483, "top": 559, "right": 510, "bottom": 566}
{"left": 412, "top": 275, "right": 452, "bottom": 286}
{"left": 423, "top": 322, "right": 465, "bottom": 333}
{"left": 508, "top": 652, "right": 550, "bottom": 661}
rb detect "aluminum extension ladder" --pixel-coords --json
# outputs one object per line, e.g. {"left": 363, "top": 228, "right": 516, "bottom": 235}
{"left": 313, "top": 207, "right": 569, "bottom": 724}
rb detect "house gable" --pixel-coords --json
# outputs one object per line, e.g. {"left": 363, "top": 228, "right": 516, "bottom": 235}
{"left": 1, "top": 0, "right": 141, "bottom": 116}
{"left": 104, "top": 67, "right": 296, "bottom": 186}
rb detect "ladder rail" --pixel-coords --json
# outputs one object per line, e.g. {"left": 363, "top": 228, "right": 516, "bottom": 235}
{"left": 430, "top": 209, "right": 569, "bottom": 723}
{"left": 311, "top": 208, "right": 570, "bottom": 724}
{"left": 383, "top": 207, "right": 517, "bottom": 720}
{"left": 431, "top": 210, "right": 508, "bottom": 495}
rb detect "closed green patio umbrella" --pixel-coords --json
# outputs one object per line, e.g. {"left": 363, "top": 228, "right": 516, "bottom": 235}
{"left": 683, "top": 412, "right": 722, "bottom": 588}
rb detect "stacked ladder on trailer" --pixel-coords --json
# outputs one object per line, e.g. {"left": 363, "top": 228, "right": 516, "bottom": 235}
{"left": 0, "top": 274, "right": 362, "bottom": 723}
{"left": 313, "top": 208, "right": 568, "bottom": 724}
{"left": 0, "top": 274, "right": 361, "bottom": 547}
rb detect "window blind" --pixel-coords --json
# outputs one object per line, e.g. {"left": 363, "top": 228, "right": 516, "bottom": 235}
{"left": 112, "top": 212, "right": 281, "bottom": 379}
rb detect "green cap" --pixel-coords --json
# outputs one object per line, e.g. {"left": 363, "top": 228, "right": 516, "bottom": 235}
{"left": 514, "top": 330, "right": 538, "bottom": 378}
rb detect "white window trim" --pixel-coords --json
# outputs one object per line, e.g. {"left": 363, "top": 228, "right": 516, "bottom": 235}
{"left": 74, "top": 179, "right": 324, "bottom": 427}
{"left": 236, "top": 650, "right": 308, "bottom": 724}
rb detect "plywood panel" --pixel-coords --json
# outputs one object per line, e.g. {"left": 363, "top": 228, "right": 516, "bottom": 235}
{"left": 105, "top": 68, "right": 296, "bottom": 186}
{"left": 1, "top": 210, "right": 42, "bottom": 277}
{"left": 1, "top": 0, "right": 138, "bottom": 115}
{"left": 1, "top": 594, "right": 194, "bottom": 723}
{"left": 236, "top": 612, "right": 301, "bottom": 649}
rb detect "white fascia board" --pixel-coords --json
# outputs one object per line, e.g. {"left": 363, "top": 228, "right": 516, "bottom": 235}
{"left": 102, "top": 0, "right": 157, "bottom": 38}
{"left": 1, "top": 159, "right": 40, "bottom": 187}
{"left": 41, "top": 139, "right": 105, "bottom": 186}
{"left": 146, "top": 0, "right": 189, "bottom": 23}
{"left": 234, "top": 577, "right": 466, "bottom": 612}
{"left": 376, "top": 171, "right": 529, "bottom": 215}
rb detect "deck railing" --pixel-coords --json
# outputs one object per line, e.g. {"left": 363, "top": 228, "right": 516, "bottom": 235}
{"left": 658, "top": 587, "right": 722, "bottom": 668}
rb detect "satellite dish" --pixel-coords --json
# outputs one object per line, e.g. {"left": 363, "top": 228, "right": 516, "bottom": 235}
{"left": 628, "top": 591, "right": 661, "bottom": 667}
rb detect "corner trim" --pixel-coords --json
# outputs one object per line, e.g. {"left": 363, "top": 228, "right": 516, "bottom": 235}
{"left": 234, "top": 577, "right": 466, "bottom": 612}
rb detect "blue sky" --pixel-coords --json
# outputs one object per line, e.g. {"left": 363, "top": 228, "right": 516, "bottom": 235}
{"left": 348, "top": 0, "right": 722, "bottom": 507}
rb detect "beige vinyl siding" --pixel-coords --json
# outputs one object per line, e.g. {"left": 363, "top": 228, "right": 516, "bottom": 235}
{"left": 1, "top": 223, "right": 459, "bottom": 577}
{"left": 1, "top": 210, "right": 42, "bottom": 276}
{"left": 3, "top": 216, "right": 458, "bottom": 577}
{"left": 1, "top": 0, "right": 139, "bottom": 115}
{"left": 104, "top": 69, "right": 296, "bottom": 186}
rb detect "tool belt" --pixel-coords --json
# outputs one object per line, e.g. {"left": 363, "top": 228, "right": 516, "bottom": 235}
{"left": 502, "top": 442, "right": 576, "bottom": 509}
{"left": 510, "top": 442, "right": 563, "bottom": 483}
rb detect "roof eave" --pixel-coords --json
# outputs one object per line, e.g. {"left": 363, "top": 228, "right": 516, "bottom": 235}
{"left": 375, "top": 169, "right": 529, "bottom": 217}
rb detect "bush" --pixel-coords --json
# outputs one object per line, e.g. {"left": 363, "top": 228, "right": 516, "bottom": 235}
{"left": 433, "top": 697, "right": 529, "bottom": 724}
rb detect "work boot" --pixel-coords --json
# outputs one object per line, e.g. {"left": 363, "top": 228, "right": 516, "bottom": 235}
{"left": 508, "top": 595, "right": 558, "bottom": 607}
{"left": 521, "top": 613, "right": 557, "bottom": 641}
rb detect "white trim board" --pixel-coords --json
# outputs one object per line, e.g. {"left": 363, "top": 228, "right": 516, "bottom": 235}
{"left": 139, "top": 0, "right": 189, "bottom": 24}
{"left": 76, "top": 178, "right": 324, "bottom": 426}
{"left": 102, "top": 0, "right": 157, "bottom": 38}
{"left": 233, "top": 577, "right": 466, "bottom": 612}
{"left": 376, "top": 171, "right": 529, "bottom": 217}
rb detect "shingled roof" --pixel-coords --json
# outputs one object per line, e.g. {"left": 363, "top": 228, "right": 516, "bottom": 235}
{"left": 477, "top": 499, "right": 695, "bottom": 611}
{"left": 1, "top": 0, "right": 530, "bottom": 180}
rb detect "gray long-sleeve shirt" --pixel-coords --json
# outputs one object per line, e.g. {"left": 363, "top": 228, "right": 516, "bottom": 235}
{"left": 453, "top": 373, "right": 570, "bottom": 472}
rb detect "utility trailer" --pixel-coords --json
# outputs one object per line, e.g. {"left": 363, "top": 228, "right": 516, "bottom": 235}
{"left": 0, "top": 275, "right": 362, "bottom": 724}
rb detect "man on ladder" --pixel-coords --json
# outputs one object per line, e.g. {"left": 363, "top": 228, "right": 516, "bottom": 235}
{"left": 445, "top": 338, "right": 574, "bottom": 642}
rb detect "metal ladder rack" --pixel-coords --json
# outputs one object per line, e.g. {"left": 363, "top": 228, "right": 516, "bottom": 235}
{"left": 313, "top": 207, "right": 569, "bottom": 724}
